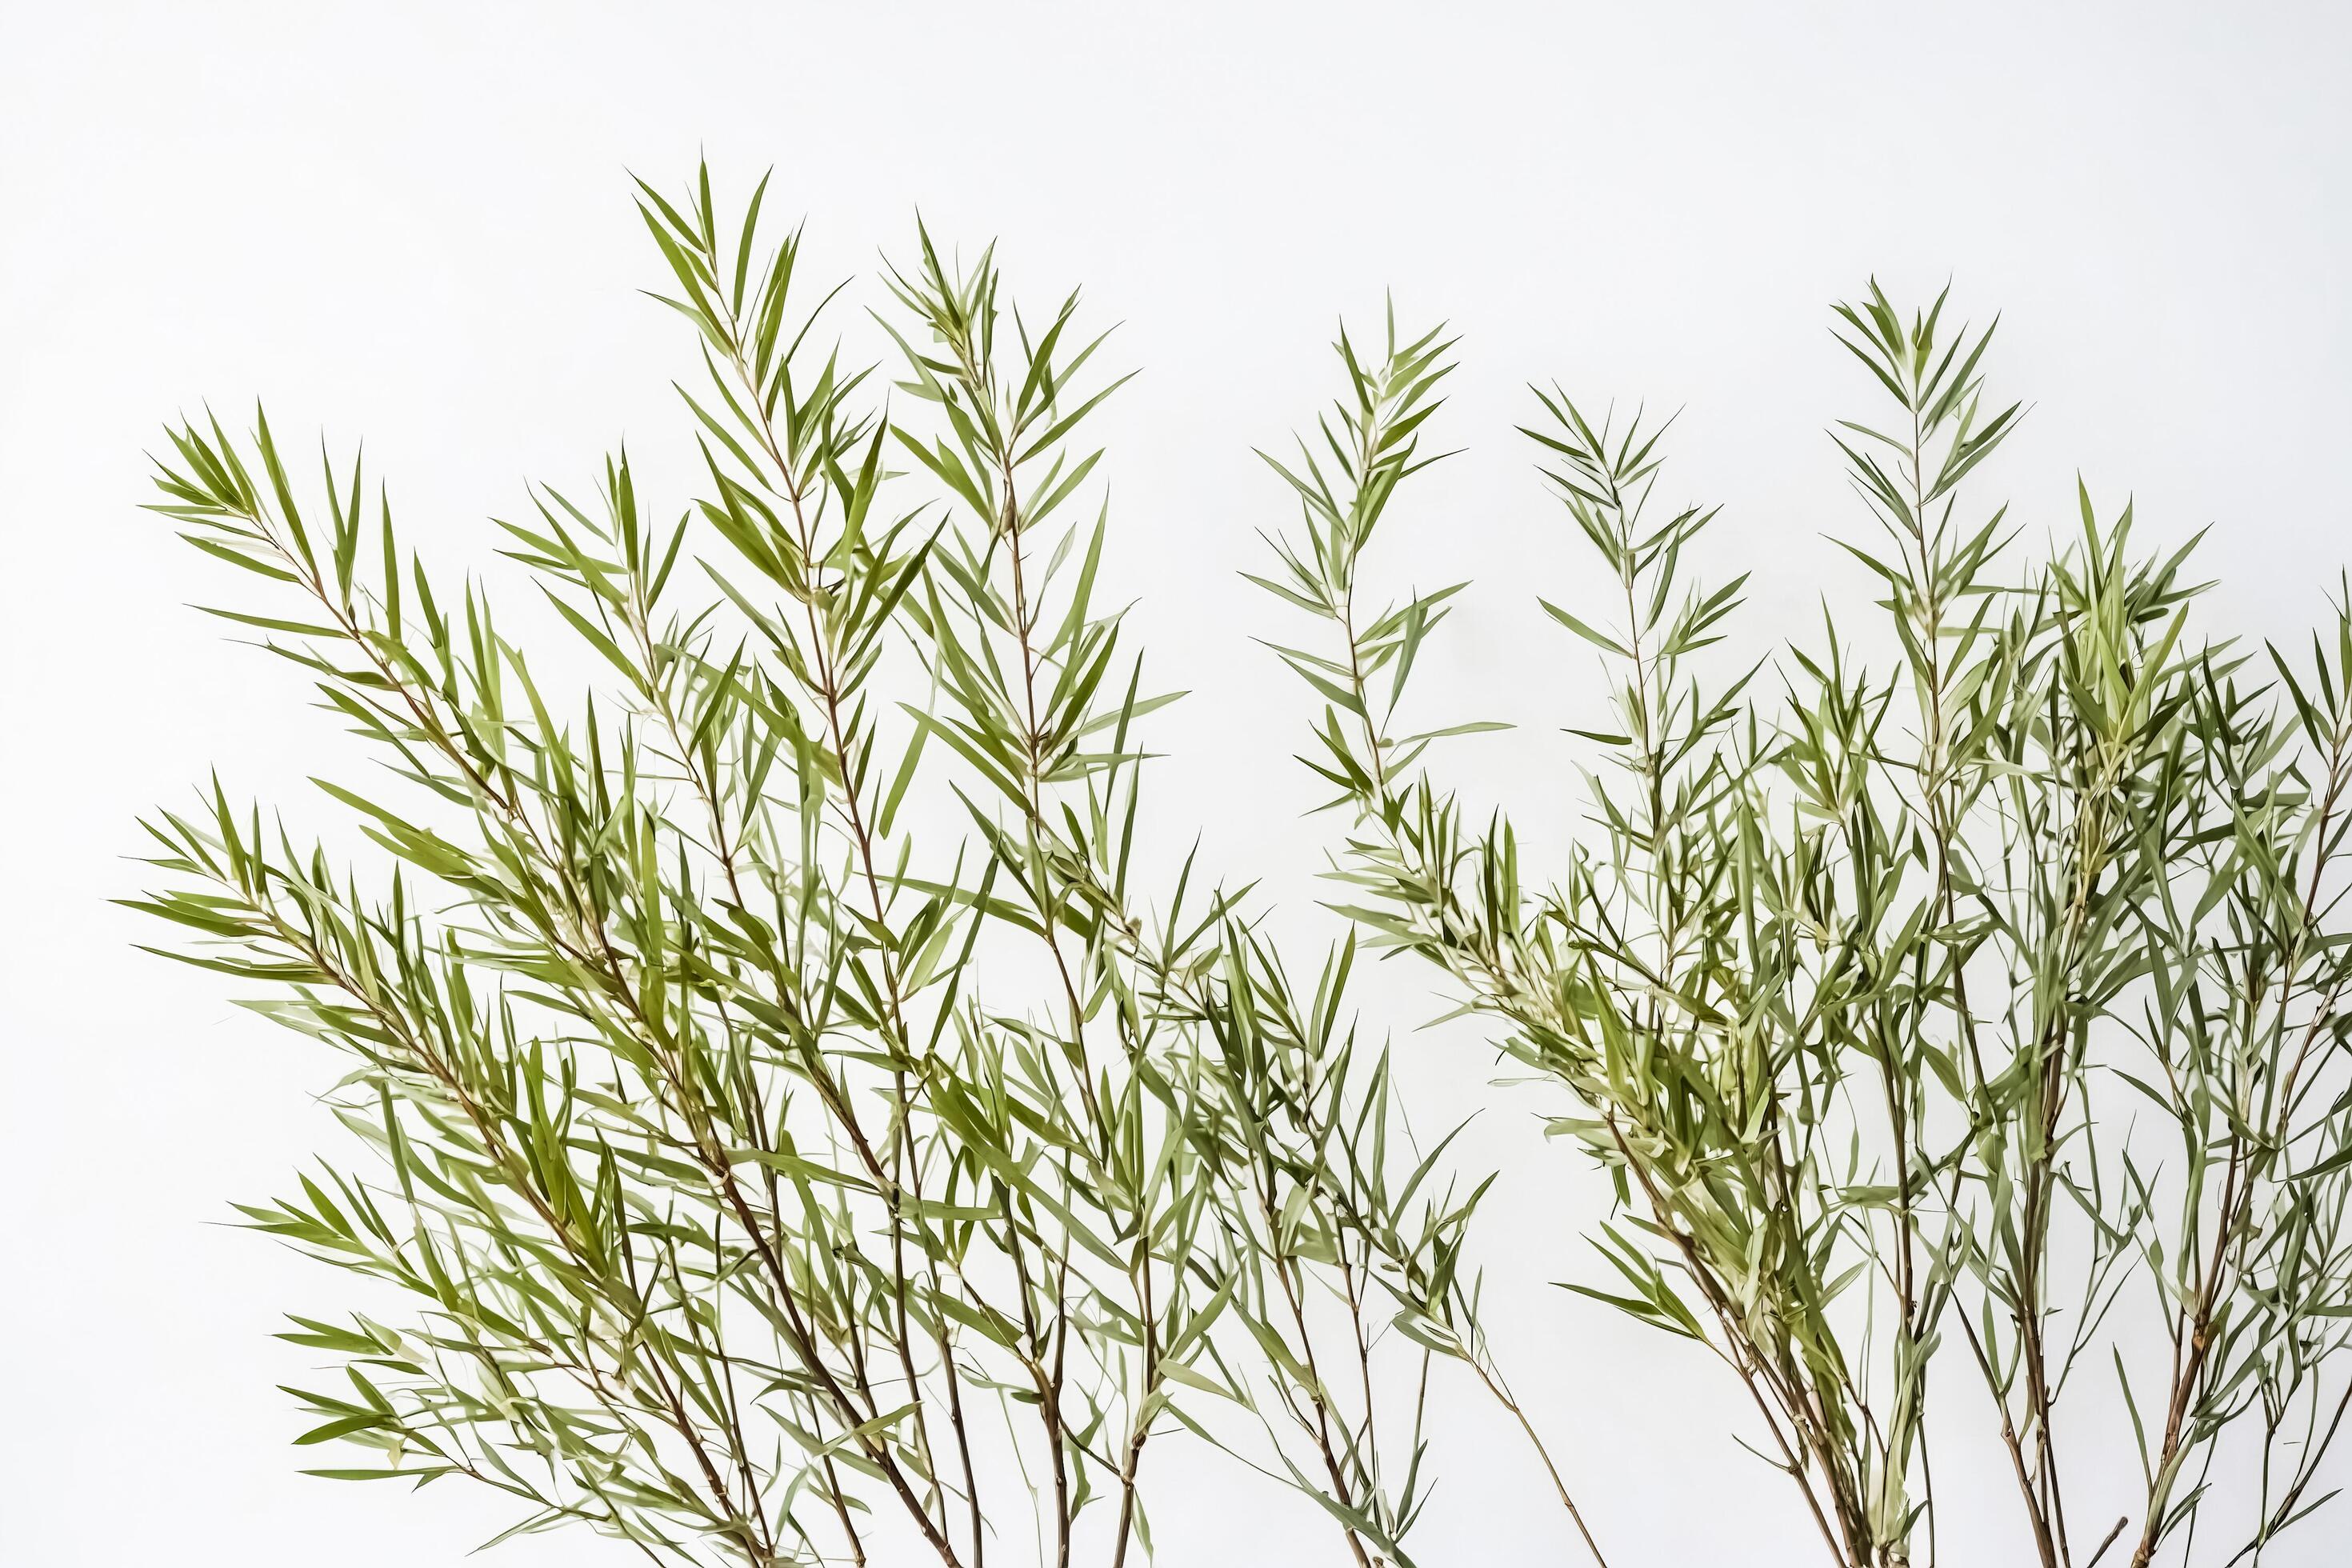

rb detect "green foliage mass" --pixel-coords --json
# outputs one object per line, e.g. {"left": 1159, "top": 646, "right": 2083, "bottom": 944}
{"left": 138, "top": 170, "right": 2352, "bottom": 1568}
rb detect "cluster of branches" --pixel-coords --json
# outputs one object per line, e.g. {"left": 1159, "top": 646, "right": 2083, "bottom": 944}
{"left": 134, "top": 170, "right": 1594, "bottom": 1568}
{"left": 1262, "top": 292, "right": 2352, "bottom": 1567}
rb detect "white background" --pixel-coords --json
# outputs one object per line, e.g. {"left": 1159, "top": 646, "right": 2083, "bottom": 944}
{"left": 6, "top": 2, "right": 2352, "bottom": 1563}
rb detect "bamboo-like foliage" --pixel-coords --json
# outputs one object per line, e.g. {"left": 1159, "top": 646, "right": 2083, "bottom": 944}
{"left": 134, "top": 169, "right": 2352, "bottom": 1568}
{"left": 131, "top": 170, "right": 1589, "bottom": 1568}
{"left": 1261, "top": 294, "right": 2352, "bottom": 1568}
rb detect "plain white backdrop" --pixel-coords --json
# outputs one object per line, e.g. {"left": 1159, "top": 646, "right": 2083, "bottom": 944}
{"left": 6, "top": 2, "right": 2352, "bottom": 1562}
